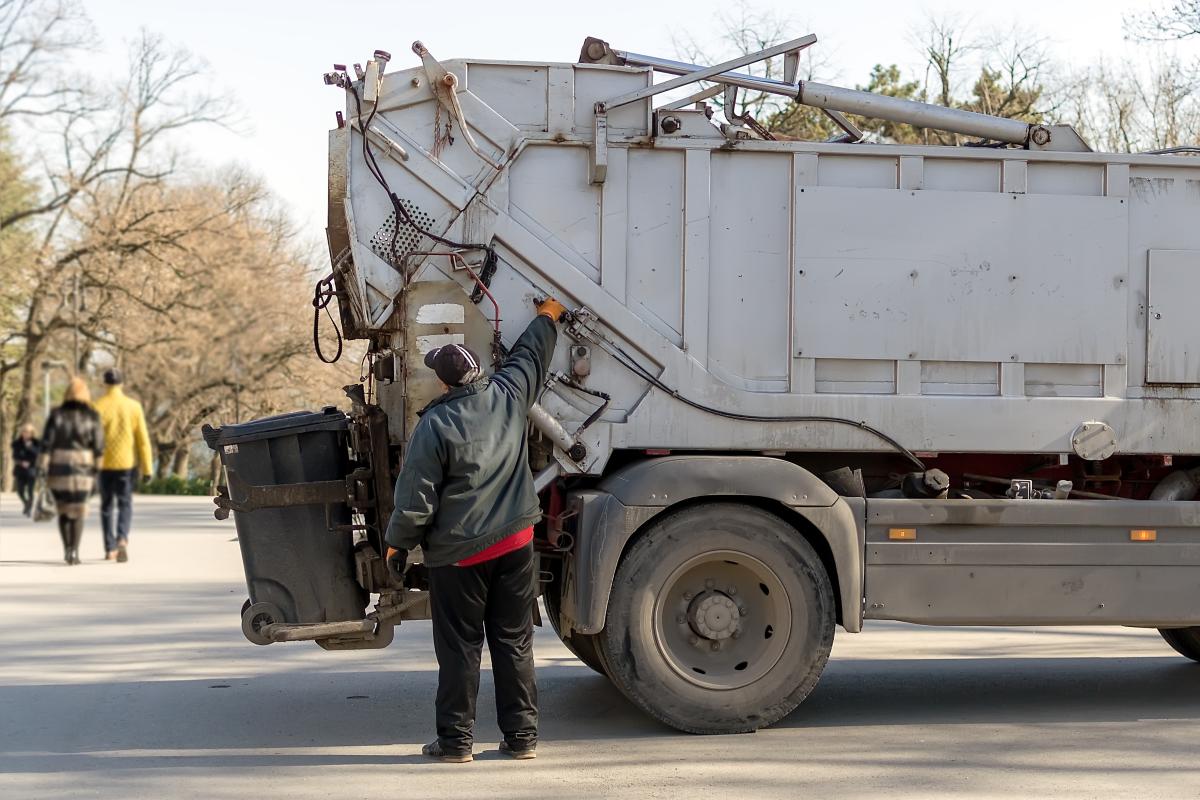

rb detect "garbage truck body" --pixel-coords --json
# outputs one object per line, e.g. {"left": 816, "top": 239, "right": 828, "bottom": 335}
{"left": 205, "top": 35, "right": 1200, "bottom": 734}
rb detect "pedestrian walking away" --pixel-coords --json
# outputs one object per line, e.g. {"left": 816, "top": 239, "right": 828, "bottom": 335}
{"left": 384, "top": 295, "right": 566, "bottom": 764}
{"left": 40, "top": 378, "right": 104, "bottom": 565}
{"left": 11, "top": 423, "right": 41, "bottom": 517}
{"left": 93, "top": 368, "right": 153, "bottom": 563}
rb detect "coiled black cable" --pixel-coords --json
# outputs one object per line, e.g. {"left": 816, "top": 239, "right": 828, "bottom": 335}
{"left": 312, "top": 272, "right": 343, "bottom": 364}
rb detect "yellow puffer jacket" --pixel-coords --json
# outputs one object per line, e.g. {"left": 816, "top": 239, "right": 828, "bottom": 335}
{"left": 94, "top": 387, "right": 153, "bottom": 475}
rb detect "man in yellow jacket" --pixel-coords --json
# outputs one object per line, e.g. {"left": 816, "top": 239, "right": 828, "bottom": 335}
{"left": 94, "top": 369, "right": 153, "bottom": 562}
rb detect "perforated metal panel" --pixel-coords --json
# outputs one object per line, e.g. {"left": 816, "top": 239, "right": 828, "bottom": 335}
{"left": 369, "top": 199, "right": 435, "bottom": 267}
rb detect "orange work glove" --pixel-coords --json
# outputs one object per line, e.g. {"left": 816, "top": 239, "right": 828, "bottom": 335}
{"left": 385, "top": 547, "right": 408, "bottom": 584}
{"left": 535, "top": 296, "right": 567, "bottom": 322}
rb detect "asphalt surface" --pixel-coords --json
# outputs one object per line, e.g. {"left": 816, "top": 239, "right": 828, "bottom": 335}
{"left": 1, "top": 492, "right": 1198, "bottom": 799}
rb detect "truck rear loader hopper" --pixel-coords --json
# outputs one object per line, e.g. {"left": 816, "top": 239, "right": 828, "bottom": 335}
{"left": 207, "top": 34, "right": 1200, "bottom": 734}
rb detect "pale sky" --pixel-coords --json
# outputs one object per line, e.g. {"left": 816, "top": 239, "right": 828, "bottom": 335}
{"left": 79, "top": 0, "right": 1191, "bottom": 237}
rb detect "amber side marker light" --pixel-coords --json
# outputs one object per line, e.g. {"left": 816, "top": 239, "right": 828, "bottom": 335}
{"left": 1130, "top": 529, "right": 1157, "bottom": 542}
{"left": 889, "top": 528, "right": 917, "bottom": 540}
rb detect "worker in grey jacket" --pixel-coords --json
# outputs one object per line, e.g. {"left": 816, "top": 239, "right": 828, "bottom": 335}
{"left": 385, "top": 295, "right": 564, "bottom": 763}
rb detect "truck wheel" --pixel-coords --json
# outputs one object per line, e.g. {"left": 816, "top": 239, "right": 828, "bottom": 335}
{"left": 1159, "top": 627, "right": 1200, "bottom": 662}
{"left": 543, "top": 570, "right": 609, "bottom": 676}
{"left": 599, "top": 503, "right": 835, "bottom": 734}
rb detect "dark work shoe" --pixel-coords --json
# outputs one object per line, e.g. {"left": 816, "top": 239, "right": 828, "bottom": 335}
{"left": 498, "top": 741, "right": 537, "bottom": 760}
{"left": 421, "top": 740, "right": 472, "bottom": 763}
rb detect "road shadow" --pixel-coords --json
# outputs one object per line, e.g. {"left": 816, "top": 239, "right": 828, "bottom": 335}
{"left": 2, "top": 653, "right": 1198, "bottom": 774}
{"left": 787, "top": 655, "right": 1200, "bottom": 729}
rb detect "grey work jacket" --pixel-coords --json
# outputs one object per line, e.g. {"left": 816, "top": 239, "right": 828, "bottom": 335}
{"left": 384, "top": 314, "right": 557, "bottom": 567}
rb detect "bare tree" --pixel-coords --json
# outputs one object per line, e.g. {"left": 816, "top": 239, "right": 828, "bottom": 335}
{"left": 1138, "top": 56, "right": 1200, "bottom": 149}
{"left": 673, "top": 0, "right": 831, "bottom": 126}
{"left": 915, "top": 16, "right": 975, "bottom": 109}
{"left": 1127, "top": 1, "right": 1200, "bottom": 40}
{"left": 1058, "top": 56, "right": 1200, "bottom": 152}
{"left": 0, "top": 0, "right": 92, "bottom": 123}
{"left": 6, "top": 31, "right": 230, "bottom": 429}
{"left": 103, "top": 171, "right": 360, "bottom": 477}
{"left": 967, "top": 29, "right": 1054, "bottom": 122}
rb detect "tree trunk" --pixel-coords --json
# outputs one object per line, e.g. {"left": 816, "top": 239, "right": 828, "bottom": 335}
{"left": 14, "top": 334, "right": 44, "bottom": 427}
{"left": 156, "top": 443, "right": 176, "bottom": 479}
{"left": 0, "top": 402, "right": 10, "bottom": 493}
{"left": 171, "top": 446, "right": 189, "bottom": 478}
{"left": 207, "top": 452, "right": 222, "bottom": 496}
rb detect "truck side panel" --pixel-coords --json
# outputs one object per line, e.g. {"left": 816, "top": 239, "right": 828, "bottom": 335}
{"left": 864, "top": 498, "right": 1200, "bottom": 625}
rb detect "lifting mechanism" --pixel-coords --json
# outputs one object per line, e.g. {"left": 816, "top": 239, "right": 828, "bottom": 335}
{"left": 576, "top": 33, "right": 1090, "bottom": 183}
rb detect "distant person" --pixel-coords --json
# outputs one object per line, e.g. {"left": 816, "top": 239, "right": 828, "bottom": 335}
{"left": 94, "top": 368, "right": 153, "bottom": 563}
{"left": 11, "top": 423, "right": 41, "bottom": 516}
{"left": 41, "top": 378, "right": 104, "bottom": 565}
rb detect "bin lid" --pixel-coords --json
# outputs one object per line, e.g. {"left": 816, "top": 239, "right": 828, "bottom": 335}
{"left": 202, "top": 406, "right": 348, "bottom": 449}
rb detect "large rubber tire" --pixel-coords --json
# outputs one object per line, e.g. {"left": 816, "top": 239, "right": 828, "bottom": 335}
{"left": 1159, "top": 627, "right": 1200, "bottom": 662}
{"left": 543, "top": 569, "right": 609, "bottom": 676}
{"left": 599, "top": 503, "right": 835, "bottom": 734}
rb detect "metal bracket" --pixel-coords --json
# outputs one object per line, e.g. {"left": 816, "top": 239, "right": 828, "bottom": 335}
{"left": 661, "top": 84, "right": 723, "bottom": 111}
{"left": 413, "top": 41, "right": 503, "bottom": 171}
{"left": 598, "top": 34, "right": 817, "bottom": 113}
{"left": 213, "top": 468, "right": 349, "bottom": 519}
{"left": 721, "top": 84, "right": 775, "bottom": 140}
{"left": 590, "top": 110, "right": 608, "bottom": 184}
{"left": 588, "top": 34, "right": 816, "bottom": 183}
{"left": 822, "top": 108, "right": 865, "bottom": 143}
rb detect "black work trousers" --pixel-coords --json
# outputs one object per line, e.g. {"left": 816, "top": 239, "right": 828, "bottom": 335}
{"left": 428, "top": 542, "right": 538, "bottom": 755}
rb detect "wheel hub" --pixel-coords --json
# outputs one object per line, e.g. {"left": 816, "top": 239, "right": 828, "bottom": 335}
{"left": 687, "top": 591, "right": 741, "bottom": 640}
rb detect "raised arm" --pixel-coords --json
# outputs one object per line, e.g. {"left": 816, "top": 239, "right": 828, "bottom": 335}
{"left": 489, "top": 297, "right": 564, "bottom": 409}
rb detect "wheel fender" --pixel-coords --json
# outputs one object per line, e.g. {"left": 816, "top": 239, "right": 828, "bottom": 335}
{"left": 561, "top": 456, "right": 865, "bottom": 635}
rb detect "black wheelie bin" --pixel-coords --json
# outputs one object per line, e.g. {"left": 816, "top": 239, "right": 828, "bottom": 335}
{"left": 203, "top": 407, "right": 367, "bottom": 644}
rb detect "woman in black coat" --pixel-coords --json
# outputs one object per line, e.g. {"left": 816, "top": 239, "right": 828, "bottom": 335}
{"left": 10, "top": 423, "right": 40, "bottom": 516}
{"left": 41, "top": 377, "right": 104, "bottom": 565}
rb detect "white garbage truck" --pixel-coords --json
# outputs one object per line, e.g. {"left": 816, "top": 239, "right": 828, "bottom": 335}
{"left": 205, "top": 34, "right": 1200, "bottom": 734}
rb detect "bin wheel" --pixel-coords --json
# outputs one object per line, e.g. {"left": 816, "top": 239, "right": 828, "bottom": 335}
{"left": 242, "top": 601, "right": 284, "bottom": 646}
{"left": 241, "top": 598, "right": 251, "bottom": 616}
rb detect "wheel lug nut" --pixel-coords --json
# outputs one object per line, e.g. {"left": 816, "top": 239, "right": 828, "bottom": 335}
{"left": 727, "top": 586, "right": 737, "bottom": 595}
{"left": 676, "top": 615, "right": 685, "bottom": 625}
{"left": 710, "top": 641, "right": 721, "bottom": 652}
{"left": 705, "top": 579, "right": 715, "bottom": 589}
{"left": 689, "top": 635, "right": 699, "bottom": 645}
{"left": 683, "top": 591, "right": 693, "bottom": 601}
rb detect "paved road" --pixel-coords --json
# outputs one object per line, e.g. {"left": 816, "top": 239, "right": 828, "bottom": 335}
{"left": 1, "top": 493, "right": 1198, "bottom": 799}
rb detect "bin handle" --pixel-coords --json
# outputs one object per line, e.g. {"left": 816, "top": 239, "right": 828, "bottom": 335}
{"left": 213, "top": 469, "right": 349, "bottom": 517}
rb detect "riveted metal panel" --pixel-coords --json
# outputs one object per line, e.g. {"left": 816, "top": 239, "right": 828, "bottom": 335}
{"left": 863, "top": 497, "right": 1200, "bottom": 626}
{"left": 1147, "top": 249, "right": 1200, "bottom": 383}
{"left": 793, "top": 190, "right": 1128, "bottom": 364}
{"left": 709, "top": 151, "right": 791, "bottom": 391}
